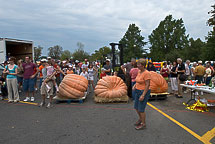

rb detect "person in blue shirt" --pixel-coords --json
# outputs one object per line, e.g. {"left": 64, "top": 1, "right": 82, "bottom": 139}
{"left": 3, "top": 57, "right": 19, "bottom": 103}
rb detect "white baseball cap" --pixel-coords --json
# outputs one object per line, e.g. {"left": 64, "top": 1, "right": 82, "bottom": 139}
{"left": 198, "top": 61, "right": 202, "bottom": 64}
{"left": 41, "top": 59, "right": 47, "bottom": 62}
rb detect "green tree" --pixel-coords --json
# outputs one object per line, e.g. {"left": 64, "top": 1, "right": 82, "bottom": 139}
{"left": 207, "top": 4, "right": 215, "bottom": 31}
{"left": 203, "top": 31, "right": 215, "bottom": 61}
{"left": 90, "top": 46, "right": 111, "bottom": 61}
{"left": 182, "top": 38, "right": 205, "bottom": 62}
{"left": 61, "top": 50, "right": 72, "bottom": 60}
{"left": 119, "top": 24, "right": 147, "bottom": 62}
{"left": 72, "top": 42, "right": 89, "bottom": 61}
{"left": 34, "top": 45, "right": 43, "bottom": 61}
{"left": 148, "top": 15, "right": 189, "bottom": 62}
{"left": 48, "top": 45, "right": 63, "bottom": 60}
{"left": 202, "top": 4, "right": 215, "bottom": 61}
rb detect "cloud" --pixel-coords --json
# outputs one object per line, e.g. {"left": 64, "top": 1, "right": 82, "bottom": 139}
{"left": 0, "top": 0, "right": 213, "bottom": 55}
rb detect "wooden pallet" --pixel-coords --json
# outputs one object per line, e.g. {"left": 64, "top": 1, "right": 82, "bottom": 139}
{"left": 53, "top": 92, "right": 87, "bottom": 104}
{"left": 149, "top": 92, "right": 169, "bottom": 101}
{"left": 94, "top": 95, "right": 129, "bottom": 103}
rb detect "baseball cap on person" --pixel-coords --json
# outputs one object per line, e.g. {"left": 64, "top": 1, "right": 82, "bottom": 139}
{"left": 41, "top": 59, "right": 47, "bottom": 62}
{"left": 198, "top": 61, "right": 202, "bottom": 64}
{"left": 106, "top": 59, "right": 110, "bottom": 62}
{"left": 47, "top": 57, "right": 51, "bottom": 59}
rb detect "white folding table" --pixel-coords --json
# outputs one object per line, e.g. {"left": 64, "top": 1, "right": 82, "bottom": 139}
{"left": 180, "top": 84, "right": 215, "bottom": 104}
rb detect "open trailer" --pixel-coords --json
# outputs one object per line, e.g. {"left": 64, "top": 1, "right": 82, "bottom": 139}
{"left": 0, "top": 38, "right": 34, "bottom": 63}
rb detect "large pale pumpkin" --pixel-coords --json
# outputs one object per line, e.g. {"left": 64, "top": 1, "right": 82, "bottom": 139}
{"left": 149, "top": 71, "right": 168, "bottom": 93}
{"left": 95, "top": 76, "right": 127, "bottom": 98}
{"left": 59, "top": 74, "right": 88, "bottom": 98}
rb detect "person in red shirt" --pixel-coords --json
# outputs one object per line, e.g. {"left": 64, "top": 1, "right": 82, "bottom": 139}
{"left": 52, "top": 60, "right": 62, "bottom": 86}
{"left": 100, "top": 68, "right": 106, "bottom": 79}
{"left": 160, "top": 62, "right": 169, "bottom": 83}
{"left": 22, "top": 56, "right": 39, "bottom": 102}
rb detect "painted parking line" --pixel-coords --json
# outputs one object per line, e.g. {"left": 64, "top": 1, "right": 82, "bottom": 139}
{"left": 19, "top": 101, "right": 38, "bottom": 105}
{"left": 2, "top": 99, "right": 214, "bottom": 143}
{"left": 147, "top": 102, "right": 215, "bottom": 144}
{"left": 201, "top": 128, "right": 215, "bottom": 144}
{"left": 3, "top": 99, "right": 38, "bottom": 106}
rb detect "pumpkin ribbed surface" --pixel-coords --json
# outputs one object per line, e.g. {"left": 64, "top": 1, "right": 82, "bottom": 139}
{"left": 149, "top": 71, "right": 168, "bottom": 93}
{"left": 95, "top": 76, "right": 127, "bottom": 98}
{"left": 59, "top": 74, "right": 88, "bottom": 98}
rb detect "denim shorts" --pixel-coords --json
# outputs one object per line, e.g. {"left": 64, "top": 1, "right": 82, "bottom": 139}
{"left": 134, "top": 89, "right": 151, "bottom": 112}
{"left": 33, "top": 76, "right": 37, "bottom": 84}
{"left": 23, "top": 78, "right": 35, "bottom": 92}
{"left": 17, "top": 76, "right": 23, "bottom": 83}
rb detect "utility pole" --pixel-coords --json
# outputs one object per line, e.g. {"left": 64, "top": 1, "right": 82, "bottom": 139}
{"left": 109, "top": 43, "right": 124, "bottom": 71}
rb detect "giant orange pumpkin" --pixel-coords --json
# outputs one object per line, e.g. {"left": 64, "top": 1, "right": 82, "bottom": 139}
{"left": 149, "top": 71, "right": 168, "bottom": 93}
{"left": 59, "top": 74, "right": 88, "bottom": 98}
{"left": 95, "top": 76, "right": 127, "bottom": 98}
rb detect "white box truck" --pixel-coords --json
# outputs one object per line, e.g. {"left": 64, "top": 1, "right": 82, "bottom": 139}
{"left": 0, "top": 38, "right": 34, "bottom": 63}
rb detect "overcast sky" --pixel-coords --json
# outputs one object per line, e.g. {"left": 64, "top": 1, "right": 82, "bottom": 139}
{"left": 0, "top": 0, "right": 214, "bottom": 55}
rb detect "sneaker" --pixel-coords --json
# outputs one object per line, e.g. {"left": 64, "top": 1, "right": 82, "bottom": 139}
{"left": 39, "top": 102, "right": 45, "bottom": 107}
{"left": 14, "top": 100, "right": 19, "bottom": 103}
{"left": 8, "top": 100, "right": 13, "bottom": 103}
{"left": 135, "top": 123, "right": 146, "bottom": 130}
{"left": 46, "top": 103, "right": 52, "bottom": 108}
{"left": 134, "top": 120, "right": 142, "bottom": 126}
{"left": 47, "top": 95, "right": 50, "bottom": 99}
{"left": 30, "top": 97, "right": 35, "bottom": 102}
{"left": 23, "top": 97, "right": 30, "bottom": 102}
{"left": 175, "top": 94, "right": 183, "bottom": 98}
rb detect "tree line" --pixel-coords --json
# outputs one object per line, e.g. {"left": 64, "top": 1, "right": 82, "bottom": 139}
{"left": 35, "top": 4, "right": 215, "bottom": 63}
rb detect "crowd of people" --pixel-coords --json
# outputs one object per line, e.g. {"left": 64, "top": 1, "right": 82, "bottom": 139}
{"left": 0, "top": 57, "right": 103, "bottom": 108}
{"left": 0, "top": 56, "right": 214, "bottom": 130}
{"left": 159, "top": 59, "right": 215, "bottom": 98}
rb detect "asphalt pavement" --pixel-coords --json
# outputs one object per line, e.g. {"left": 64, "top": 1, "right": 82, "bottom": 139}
{"left": 0, "top": 86, "right": 215, "bottom": 144}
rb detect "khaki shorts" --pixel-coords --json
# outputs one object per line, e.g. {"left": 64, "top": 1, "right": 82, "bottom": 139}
{"left": 41, "top": 81, "right": 54, "bottom": 95}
